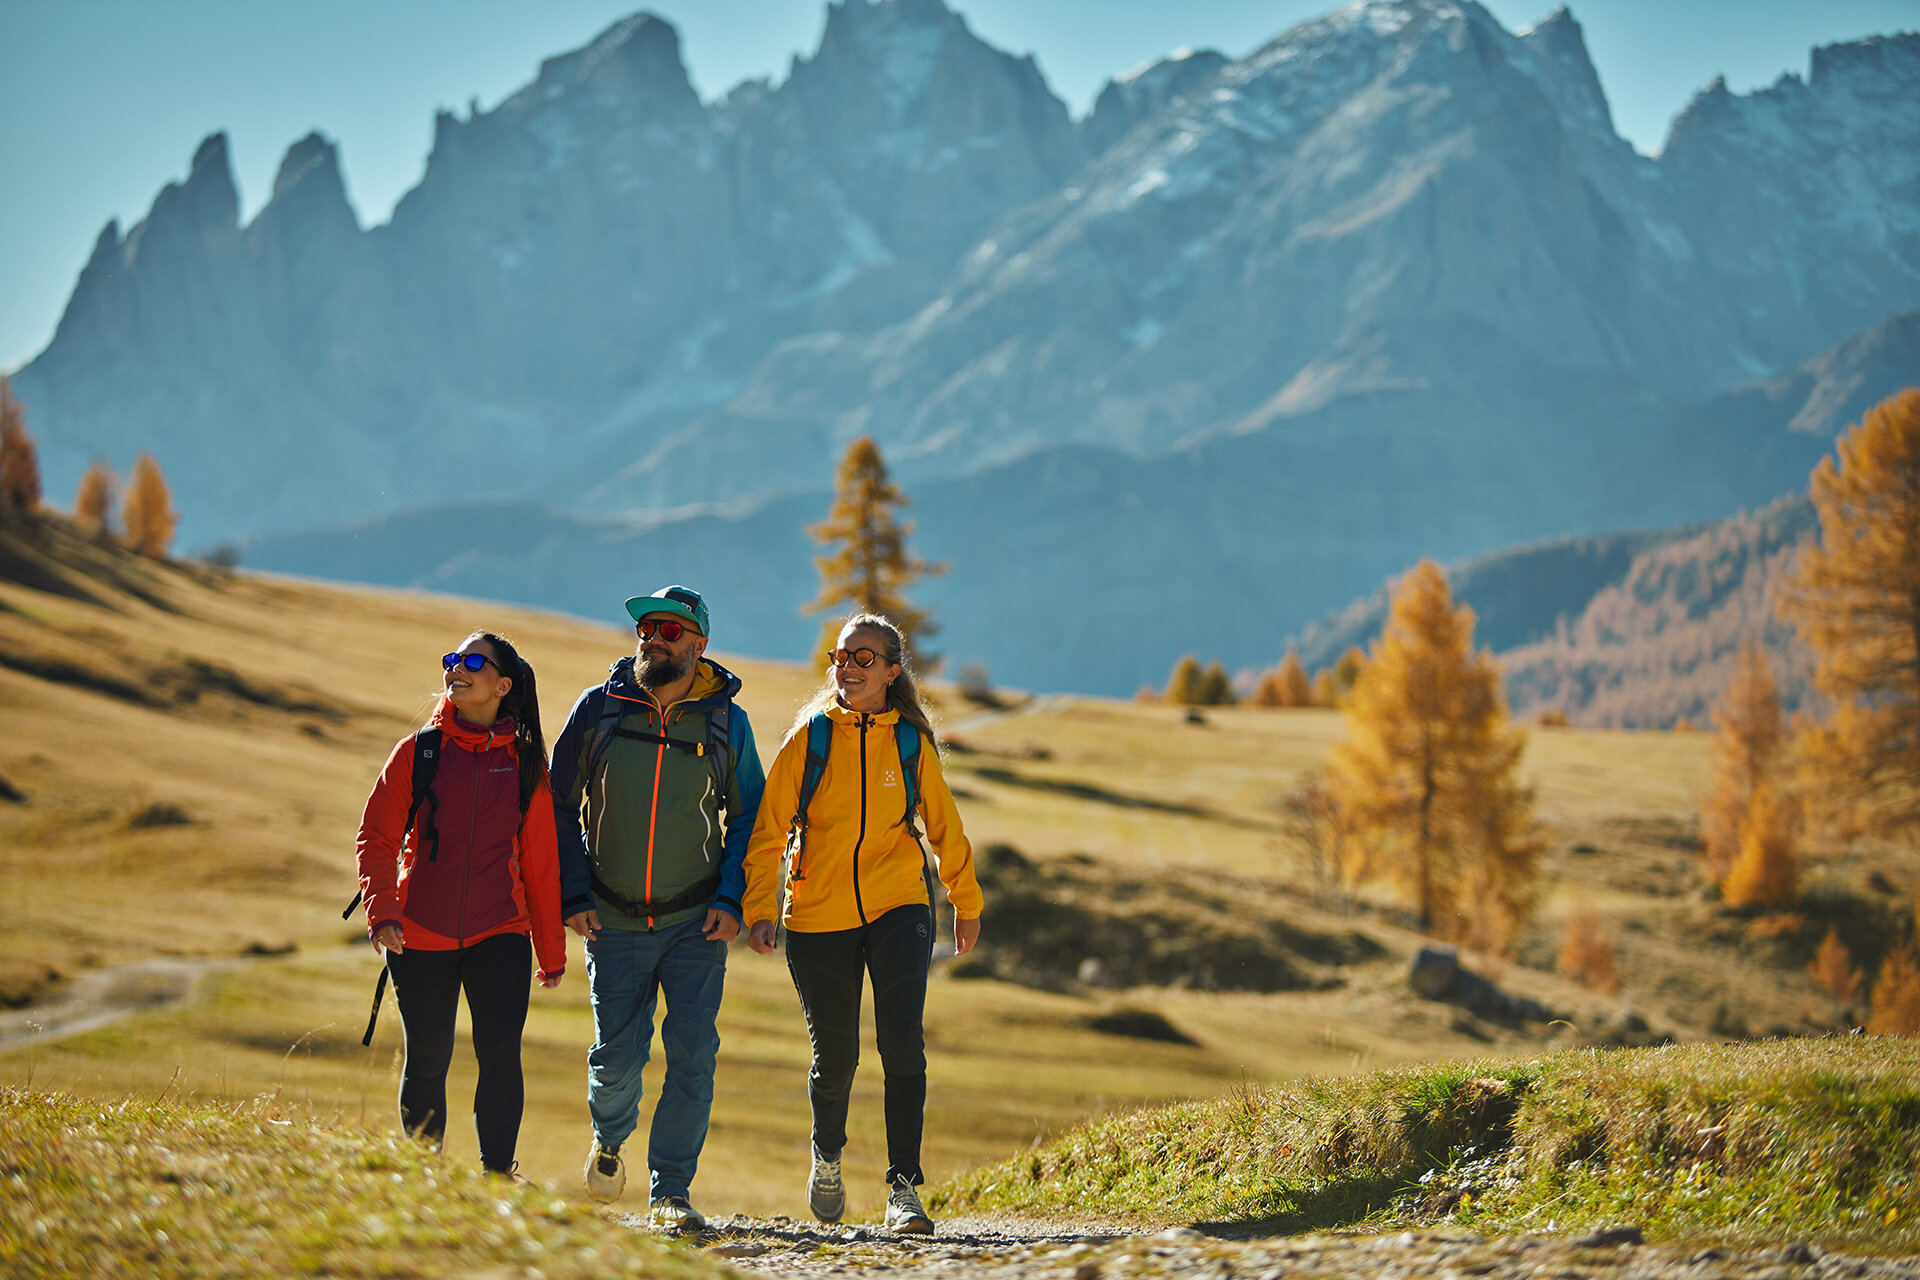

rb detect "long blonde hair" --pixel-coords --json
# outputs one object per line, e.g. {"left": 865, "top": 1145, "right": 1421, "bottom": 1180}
{"left": 789, "top": 613, "right": 937, "bottom": 748}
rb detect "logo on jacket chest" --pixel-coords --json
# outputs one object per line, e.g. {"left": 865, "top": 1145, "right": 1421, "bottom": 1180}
{"left": 882, "top": 767, "right": 898, "bottom": 789}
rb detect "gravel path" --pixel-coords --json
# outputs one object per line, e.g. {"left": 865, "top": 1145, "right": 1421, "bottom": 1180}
{"left": 615, "top": 1214, "right": 1920, "bottom": 1280}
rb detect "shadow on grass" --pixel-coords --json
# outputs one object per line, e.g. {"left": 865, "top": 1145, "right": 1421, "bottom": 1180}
{"left": 1191, "top": 1170, "right": 1414, "bottom": 1239}
{"left": 968, "top": 766, "right": 1265, "bottom": 828}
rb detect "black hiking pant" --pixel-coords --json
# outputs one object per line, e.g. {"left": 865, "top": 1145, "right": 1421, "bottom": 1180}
{"left": 784, "top": 903, "right": 934, "bottom": 1185}
{"left": 385, "top": 930, "right": 531, "bottom": 1173}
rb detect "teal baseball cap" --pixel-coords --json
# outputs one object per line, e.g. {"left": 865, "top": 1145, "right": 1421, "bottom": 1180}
{"left": 625, "top": 584, "right": 710, "bottom": 636}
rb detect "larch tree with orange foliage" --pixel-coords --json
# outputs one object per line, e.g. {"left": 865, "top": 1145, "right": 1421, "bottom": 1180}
{"left": 1807, "top": 926, "right": 1863, "bottom": 1014}
{"left": 1328, "top": 560, "right": 1542, "bottom": 953}
{"left": 805, "top": 436, "right": 945, "bottom": 661}
{"left": 1720, "top": 780, "right": 1800, "bottom": 907}
{"left": 121, "top": 453, "right": 178, "bottom": 557}
{"left": 0, "top": 376, "right": 41, "bottom": 520}
{"left": 1252, "top": 650, "right": 1313, "bottom": 707}
{"left": 1867, "top": 942, "right": 1920, "bottom": 1037}
{"left": 1778, "top": 388, "right": 1920, "bottom": 837}
{"left": 74, "top": 460, "right": 115, "bottom": 540}
{"left": 1700, "top": 643, "right": 1789, "bottom": 883}
{"left": 1164, "top": 655, "right": 1205, "bottom": 705}
{"left": 1556, "top": 912, "right": 1621, "bottom": 994}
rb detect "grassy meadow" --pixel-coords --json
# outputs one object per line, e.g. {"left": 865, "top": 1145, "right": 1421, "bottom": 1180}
{"left": 2, "top": 517, "right": 1914, "bottom": 1232}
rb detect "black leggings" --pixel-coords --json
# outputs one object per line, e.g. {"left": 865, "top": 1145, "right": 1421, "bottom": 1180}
{"left": 385, "top": 930, "right": 531, "bottom": 1173}
{"left": 784, "top": 904, "right": 934, "bottom": 1185}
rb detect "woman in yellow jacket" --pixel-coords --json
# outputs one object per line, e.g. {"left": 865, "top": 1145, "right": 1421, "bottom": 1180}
{"left": 745, "top": 613, "right": 983, "bottom": 1235}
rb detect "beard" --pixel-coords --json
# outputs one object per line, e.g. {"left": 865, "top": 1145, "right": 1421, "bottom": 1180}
{"left": 636, "top": 647, "right": 693, "bottom": 689}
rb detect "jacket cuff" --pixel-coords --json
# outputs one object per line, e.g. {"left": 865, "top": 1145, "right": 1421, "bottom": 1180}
{"left": 537, "top": 966, "right": 566, "bottom": 982}
{"left": 561, "top": 894, "right": 593, "bottom": 917}
{"left": 368, "top": 917, "right": 402, "bottom": 938}
{"left": 712, "top": 895, "right": 743, "bottom": 922}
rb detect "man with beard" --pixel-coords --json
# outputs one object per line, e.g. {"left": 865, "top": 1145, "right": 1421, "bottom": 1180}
{"left": 551, "top": 585, "right": 765, "bottom": 1231}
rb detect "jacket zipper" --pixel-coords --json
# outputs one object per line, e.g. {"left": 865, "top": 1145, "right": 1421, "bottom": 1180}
{"left": 851, "top": 715, "right": 871, "bottom": 924}
{"left": 645, "top": 702, "right": 667, "bottom": 930}
{"left": 455, "top": 729, "right": 490, "bottom": 945}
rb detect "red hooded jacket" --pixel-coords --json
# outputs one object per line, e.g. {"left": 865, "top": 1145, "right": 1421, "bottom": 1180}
{"left": 355, "top": 697, "right": 567, "bottom": 981}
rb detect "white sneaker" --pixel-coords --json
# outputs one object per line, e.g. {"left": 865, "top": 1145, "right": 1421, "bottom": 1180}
{"left": 583, "top": 1140, "right": 625, "bottom": 1203}
{"left": 884, "top": 1174, "right": 933, "bottom": 1234}
{"left": 809, "top": 1146, "right": 845, "bottom": 1222}
{"left": 648, "top": 1195, "right": 707, "bottom": 1233}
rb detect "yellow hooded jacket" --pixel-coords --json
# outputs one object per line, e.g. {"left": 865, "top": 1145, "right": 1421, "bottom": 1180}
{"left": 743, "top": 702, "right": 983, "bottom": 933}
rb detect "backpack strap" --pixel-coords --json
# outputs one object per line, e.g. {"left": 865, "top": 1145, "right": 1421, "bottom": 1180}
{"left": 895, "top": 721, "right": 923, "bottom": 838}
{"left": 705, "top": 698, "right": 735, "bottom": 803}
{"left": 784, "top": 712, "right": 834, "bottom": 882}
{"left": 360, "top": 966, "right": 390, "bottom": 1046}
{"left": 343, "top": 727, "right": 443, "bottom": 920}
{"left": 894, "top": 721, "right": 940, "bottom": 911}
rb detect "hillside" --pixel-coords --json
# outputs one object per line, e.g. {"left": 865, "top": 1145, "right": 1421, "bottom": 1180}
{"left": 940, "top": 1039, "right": 1920, "bottom": 1251}
{"left": 5, "top": 519, "right": 1918, "bottom": 1214}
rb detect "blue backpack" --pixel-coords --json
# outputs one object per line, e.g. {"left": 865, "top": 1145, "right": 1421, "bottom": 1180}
{"left": 783, "top": 713, "right": 935, "bottom": 911}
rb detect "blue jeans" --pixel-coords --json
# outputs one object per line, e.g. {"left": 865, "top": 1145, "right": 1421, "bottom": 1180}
{"left": 584, "top": 917, "right": 727, "bottom": 1200}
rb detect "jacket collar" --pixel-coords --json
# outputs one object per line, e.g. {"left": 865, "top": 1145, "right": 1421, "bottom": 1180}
{"left": 825, "top": 699, "right": 898, "bottom": 726}
{"left": 430, "top": 694, "right": 517, "bottom": 750}
{"left": 606, "top": 654, "right": 742, "bottom": 709}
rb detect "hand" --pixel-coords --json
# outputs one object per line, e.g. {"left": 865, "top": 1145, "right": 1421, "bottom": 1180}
{"left": 373, "top": 923, "right": 405, "bottom": 954}
{"left": 538, "top": 970, "right": 563, "bottom": 989}
{"left": 566, "top": 909, "right": 602, "bottom": 940}
{"left": 702, "top": 908, "right": 740, "bottom": 942}
{"left": 747, "top": 920, "right": 777, "bottom": 954}
{"left": 954, "top": 914, "right": 980, "bottom": 957}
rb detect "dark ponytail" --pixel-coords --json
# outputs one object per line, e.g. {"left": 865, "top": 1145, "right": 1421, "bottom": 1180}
{"left": 467, "top": 630, "right": 548, "bottom": 809}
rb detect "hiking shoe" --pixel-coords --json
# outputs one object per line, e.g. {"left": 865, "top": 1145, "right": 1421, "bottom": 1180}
{"left": 648, "top": 1195, "right": 707, "bottom": 1234}
{"left": 808, "top": 1146, "right": 845, "bottom": 1223}
{"left": 583, "top": 1141, "right": 625, "bottom": 1203}
{"left": 884, "top": 1174, "right": 933, "bottom": 1235}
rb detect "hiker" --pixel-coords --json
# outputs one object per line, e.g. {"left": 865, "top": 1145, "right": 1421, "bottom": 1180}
{"left": 743, "top": 612, "right": 984, "bottom": 1235}
{"left": 551, "top": 585, "right": 765, "bottom": 1232}
{"left": 353, "top": 631, "right": 566, "bottom": 1178}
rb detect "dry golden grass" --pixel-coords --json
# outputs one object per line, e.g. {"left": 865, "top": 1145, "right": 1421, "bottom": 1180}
{"left": 4, "top": 519, "right": 1911, "bottom": 1218}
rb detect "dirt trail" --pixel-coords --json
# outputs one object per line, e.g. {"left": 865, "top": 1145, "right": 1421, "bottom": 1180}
{"left": 0, "top": 956, "right": 232, "bottom": 1052}
{"left": 631, "top": 1215, "right": 1920, "bottom": 1280}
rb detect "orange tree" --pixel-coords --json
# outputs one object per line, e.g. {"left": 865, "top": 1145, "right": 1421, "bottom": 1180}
{"left": 805, "top": 436, "right": 945, "bottom": 661}
{"left": 122, "top": 452, "right": 178, "bottom": 557}
{"left": 1701, "top": 644, "right": 1789, "bottom": 881}
{"left": 74, "top": 460, "right": 115, "bottom": 539}
{"left": 1779, "top": 389, "right": 1920, "bottom": 836}
{"left": 0, "top": 376, "right": 40, "bottom": 520}
{"left": 1328, "top": 560, "right": 1542, "bottom": 952}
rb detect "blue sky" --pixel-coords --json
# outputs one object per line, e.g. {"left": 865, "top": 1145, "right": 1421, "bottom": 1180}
{"left": 2, "top": 0, "right": 1915, "bottom": 372}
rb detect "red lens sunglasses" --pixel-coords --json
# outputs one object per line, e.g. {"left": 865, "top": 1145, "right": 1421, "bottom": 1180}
{"left": 637, "top": 618, "right": 691, "bottom": 642}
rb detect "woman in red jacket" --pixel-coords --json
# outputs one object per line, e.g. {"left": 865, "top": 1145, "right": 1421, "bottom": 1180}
{"left": 355, "top": 631, "right": 567, "bottom": 1176}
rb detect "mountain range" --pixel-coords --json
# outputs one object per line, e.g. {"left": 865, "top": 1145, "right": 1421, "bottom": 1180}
{"left": 13, "top": 0, "right": 1920, "bottom": 696}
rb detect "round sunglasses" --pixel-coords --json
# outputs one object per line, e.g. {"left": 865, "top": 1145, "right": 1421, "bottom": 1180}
{"left": 828, "top": 647, "right": 884, "bottom": 669}
{"left": 636, "top": 618, "right": 695, "bottom": 642}
{"left": 442, "top": 652, "right": 501, "bottom": 674}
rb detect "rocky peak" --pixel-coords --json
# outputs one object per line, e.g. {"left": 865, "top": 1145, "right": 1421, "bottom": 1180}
{"left": 252, "top": 131, "right": 361, "bottom": 256}
{"left": 804, "top": 0, "right": 966, "bottom": 116}
{"left": 1810, "top": 30, "right": 1920, "bottom": 93}
{"left": 1084, "top": 48, "right": 1228, "bottom": 156}
{"left": 1514, "top": 6, "right": 1617, "bottom": 141}
{"left": 123, "top": 132, "right": 239, "bottom": 266}
{"left": 513, "top": 11, "right": 700, "bottom": 118}
{"left": 271, "top": 132, "right": 344, "bottom": 202}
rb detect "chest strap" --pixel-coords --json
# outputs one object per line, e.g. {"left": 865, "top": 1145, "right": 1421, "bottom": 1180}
{"left": 591, "top": 869, "right": 722, "bottom": 920}
{"left": 611, "top": 725, "right": 708, "bottom": 756}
